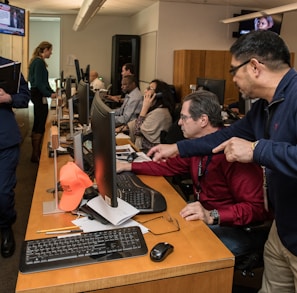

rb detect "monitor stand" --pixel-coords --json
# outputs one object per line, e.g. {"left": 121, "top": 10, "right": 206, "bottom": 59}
{"left": 66, "top": 97, "right": 74, "bottom": 141}
{"left": 43, "top": 126, "right": 64, "bottom": 215}
{"left": 73, "top": 131, "right": 84, "bottom": 170}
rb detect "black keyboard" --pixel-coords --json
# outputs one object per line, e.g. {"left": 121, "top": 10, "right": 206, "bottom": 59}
{"left": 117, "top": 172, "right": 167, "bottom": 213}
{"left": 19, "top": 226, "right": 147, "bottom": 274}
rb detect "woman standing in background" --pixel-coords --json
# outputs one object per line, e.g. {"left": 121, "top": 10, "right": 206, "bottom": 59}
{"left": 28, "top": 41, "right": 57, "bottom": 163}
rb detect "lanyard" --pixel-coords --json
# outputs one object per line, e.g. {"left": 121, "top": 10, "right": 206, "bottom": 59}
{"left": 195, "top": 155, "right": 212, "bottom": 201}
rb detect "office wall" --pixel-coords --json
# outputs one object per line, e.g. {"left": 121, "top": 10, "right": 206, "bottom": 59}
{"left": 131, "top": 2, "right": 159, "bottom": 90}
{"left": 59, "top": 15, "right": 132, "bottom": 85}
{"left": 29, "top": 2, "right": 297, "bottom": 90}
{"left": 29, "top": 19, "right": 60, "bottom": 80}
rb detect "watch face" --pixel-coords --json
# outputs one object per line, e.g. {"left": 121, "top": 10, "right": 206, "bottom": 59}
{"left": 210, "top": 209, "right": 219, "bottom": 225}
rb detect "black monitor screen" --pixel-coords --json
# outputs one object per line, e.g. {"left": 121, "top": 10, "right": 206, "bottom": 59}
{"left": 65, "top": 77, "right": 72, "bottom": 100}
{"left": 238, "top": 11, "right": 283, "bottom": 36}
{"left": 91, "top": 92, "right": 118, "bottom": 207}
{"left": 197, "top": 78, "right": 226, "bottom": 105}
{"left": 74, "top": 59, "right": 82, "bottom": 83}
{"left": 77, "top": 80, "right": 90, "bottom": 126}
{"left": 0, "top": 3, "right": 25, "bottom": 36}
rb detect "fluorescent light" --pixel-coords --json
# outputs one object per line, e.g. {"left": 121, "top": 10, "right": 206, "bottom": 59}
{"left": 73, "top": 0, "right": 107, "bottom": 31}
{"left": 221, "top": 3, "right": 297, "bottom": 24}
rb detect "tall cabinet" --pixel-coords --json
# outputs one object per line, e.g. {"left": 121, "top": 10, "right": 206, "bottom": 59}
{"left": 110, "top": 35, "right": 140, "bottom": 95}
{"left": 173, "top": 49, "right": 295, "bottom": 106}
{"left": 173, "top": 50, "right": 238, "bottom": 106}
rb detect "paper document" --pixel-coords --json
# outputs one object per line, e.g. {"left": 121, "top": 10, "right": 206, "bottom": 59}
{"left": 116, "top": 144, "right": 135, "bottom": 155}
{"left": 116, "top": 133, "right": 130, "bottom": 139}
{"left": 72, "top": 216, "right": 149, "bottom": 234}
{"left": 86, "top": 195, "right": 139, "bottom": 226}
{"left": 0, "top": 61, "right": 21, "bottom": 94}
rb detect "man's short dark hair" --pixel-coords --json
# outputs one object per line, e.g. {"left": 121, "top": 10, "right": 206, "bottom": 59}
{"left": 184, "top": 90, "right": 223, "bottom": 127}
{"left": 230, "top": 30, "right": 291, "bottom": 69}
{"left": 122, "top": 74, "right": 137, "bottom": 85}
{"left": 123, "top": 63, "right": 135, "bottom": 74}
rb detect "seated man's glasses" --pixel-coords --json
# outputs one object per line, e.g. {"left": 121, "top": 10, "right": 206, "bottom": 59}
{"left": 180, "top": 114, "right": 192, "bottom": 121}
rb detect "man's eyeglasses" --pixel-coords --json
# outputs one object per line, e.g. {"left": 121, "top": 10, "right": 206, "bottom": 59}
{"left": 229, "top": 59, "right": 250, "bottom": 76}
{"left": 139, "top": 214, "right": 180, "bottom": 235}
{"left": 179, "top": 114, "right": 192, "bottom": 121}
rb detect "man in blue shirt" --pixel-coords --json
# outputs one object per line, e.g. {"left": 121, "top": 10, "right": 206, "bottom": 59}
{"left": 148, "top": 30, "right": 297, "bottom": 292}
{"left": 0, "top": 56, "right": 30, "bottom": 257}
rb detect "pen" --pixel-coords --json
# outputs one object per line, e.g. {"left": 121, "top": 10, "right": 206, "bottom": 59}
{"left": 46, "top": 229, "right": 83, "bottom": 235}
{"left": 37, "top": 225, "right": 79, "bottom": 233}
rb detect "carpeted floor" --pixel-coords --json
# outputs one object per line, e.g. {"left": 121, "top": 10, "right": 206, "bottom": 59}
{"left": 0, "top": 105, "right": 38, "bottom": 293}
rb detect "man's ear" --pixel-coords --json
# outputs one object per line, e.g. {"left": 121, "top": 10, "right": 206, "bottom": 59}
{"left": 200, "top": 114, "right": 209, "bottom": 127}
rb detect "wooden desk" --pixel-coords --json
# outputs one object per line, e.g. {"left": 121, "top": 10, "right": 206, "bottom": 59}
{"left": 16, "top": 112, "right": 234, "bottom": 293}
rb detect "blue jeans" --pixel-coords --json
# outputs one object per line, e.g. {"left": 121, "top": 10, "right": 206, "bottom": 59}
{"left": 0, "top": 145, "right": 20, "bottom": 228}
{"left": 209, "top": 224, "right": 269, "bottom": 257}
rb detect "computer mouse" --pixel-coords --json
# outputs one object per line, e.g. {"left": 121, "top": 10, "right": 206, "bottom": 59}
{"left": 83, "top": 186, "right": 98, "bottom": 200}
{"left": 127, "top": 152, "right": 138, "bottom": 163}
{"left": 150, "top": 242, "right": 174, "bottom": 262}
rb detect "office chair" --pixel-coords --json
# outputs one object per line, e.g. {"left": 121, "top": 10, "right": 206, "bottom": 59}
{"left": 234, "top": 220, "right": 272, "bottom": 277}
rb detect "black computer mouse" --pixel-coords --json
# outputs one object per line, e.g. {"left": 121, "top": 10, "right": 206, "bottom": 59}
{"left": 83, "top": 186, "right": 98, "bottom": 200}
{"left": 150, "top": 242, "right": 174, "bottom": 262}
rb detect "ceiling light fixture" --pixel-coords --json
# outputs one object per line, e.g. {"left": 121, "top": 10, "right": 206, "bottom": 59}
{"left": 221, "top": 3, "right": 297, "bottom": 24}
{"left": 73, "top": 0, "right": 107, "bottom": 31}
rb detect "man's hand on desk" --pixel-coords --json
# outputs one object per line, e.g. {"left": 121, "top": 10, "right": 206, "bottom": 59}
{"left": 180, "top": 201, "right": 215, "bottom": 225}
{"left": 116, "top": 160, "right": 132, "bottom": 173}
{"left": 106, "top": 94, "right": 122, "bottom": 103}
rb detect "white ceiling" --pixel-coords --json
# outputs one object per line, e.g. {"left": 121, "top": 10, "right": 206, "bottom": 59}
{"left": 8, "top": 0, "right": 297, "bottom": 16}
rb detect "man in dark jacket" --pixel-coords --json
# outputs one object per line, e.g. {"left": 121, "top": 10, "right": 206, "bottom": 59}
{"left": 148, "top": 30, "right": 297, "bottom": 292}
{"left": 0, "top": 56, "right": 30, "bottom": 257}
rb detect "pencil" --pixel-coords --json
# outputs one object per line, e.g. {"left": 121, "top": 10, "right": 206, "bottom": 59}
{"left": 46, "top": 229, "right": 83, "bottom": 235}
{"left": 36, "top": 226, "right": 79, "bottom": 233}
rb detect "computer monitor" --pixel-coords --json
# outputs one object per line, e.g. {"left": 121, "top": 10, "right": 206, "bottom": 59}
{"left": 91, "top": 92, "right": 118, "bottom": 207}
{"left": 65, "top": 77, "right": 72, "bottom": 100}
{"left": 74, "top": 59, "right": 82, "bottom": 83}
{"left": 0, "top": 3, "right": 25, "bottom": 37}
{"left": 73, "top": 130, "right": 94, "bottom": 177}
{"left": 60, "top": 70, "right": 65, "bottom": 89}
{"left": 77, "top": 80, "right": 90, "bottom": 126}
{"left": 196, "top": 78, "right": 226, "bottom": 106}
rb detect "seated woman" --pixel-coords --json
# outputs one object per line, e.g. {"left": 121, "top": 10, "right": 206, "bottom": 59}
{"left": 128, "top": 79, "right": 176, "bottom": 152}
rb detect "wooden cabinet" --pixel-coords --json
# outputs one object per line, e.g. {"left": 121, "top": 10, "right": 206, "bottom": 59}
{"left": 173, "top": 49, "right": 295, "bottom": 106}
{"left": 173, "top": 49, "right": 238, "bottom": 105}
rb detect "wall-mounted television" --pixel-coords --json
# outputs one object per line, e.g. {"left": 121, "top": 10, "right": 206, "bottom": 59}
{"left": 0, "top": 3, "right": 25, "bottom": 37}
{"left": 237, "top": 10, "right": 283, "bottom": 37}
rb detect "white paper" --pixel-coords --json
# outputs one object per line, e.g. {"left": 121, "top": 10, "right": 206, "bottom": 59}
{"left": 86, "top": 195, "right": 139, "bottom": 226}
{"left": 72, "top": 216, "right": 149, "bottom": 234}
{"left": 116, "top": 144, "right": 135, "bottom": 154}
{"left": 116, "top": 133, "right": 130, "bottom": 139}
{"left": 134, "top": 152, "right": 151, "bottom": 162}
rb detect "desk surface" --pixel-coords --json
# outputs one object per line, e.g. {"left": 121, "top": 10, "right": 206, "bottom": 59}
{"left": 16, "top": 111, "right": 234, "bottom": 293}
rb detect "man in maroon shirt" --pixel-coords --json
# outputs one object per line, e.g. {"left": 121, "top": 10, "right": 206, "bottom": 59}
{"left": 117, "top": 90, "right": 270, "bottom": 257}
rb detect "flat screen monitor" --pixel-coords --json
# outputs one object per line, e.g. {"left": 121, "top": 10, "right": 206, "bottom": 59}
{"left": 0, "top": 3, "right": 25, "bottom": 36}
{"left": 91, "top": 92, "right": 118, "bottom": 207}
{"left": 238, "top": 10, "right": 283, "bottom": 36}
{"left": 197, "top": 78, "right": 226, "bottom": 106}
{"left": 65, "top": 77, "right": 72, "bottom": 100}
{"left": 73, "top": 130, "right": 94, "bottom": 177}
{"left": 74, "top": 59, "right": 82, "bottom": 83}
{"left": 77, "top": 80, "right": 90, "bottom": 126}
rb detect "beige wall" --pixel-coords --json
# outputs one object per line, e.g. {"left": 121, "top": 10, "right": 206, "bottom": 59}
{"left": 3, "top": 2, "right": 297, "bottom": 91}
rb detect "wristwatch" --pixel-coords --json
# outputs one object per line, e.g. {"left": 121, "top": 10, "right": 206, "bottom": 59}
{"left": 210, "top": 209, "right": 220, "bottom": 225}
